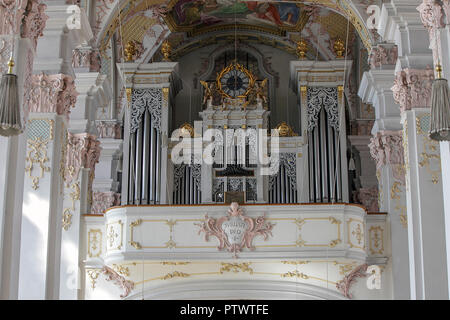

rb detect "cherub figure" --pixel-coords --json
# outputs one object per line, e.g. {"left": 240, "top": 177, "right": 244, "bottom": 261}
{"left": 200, "top": 80, "right": 215, "bottom": 109}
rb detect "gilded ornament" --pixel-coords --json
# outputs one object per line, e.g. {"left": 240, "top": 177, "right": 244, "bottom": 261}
{"left": 162, "top": 271, "right": 190, "bottom": 280}
{"left": 296, "top": 39, "right": 308, "bottom": 59}
{"left": 62, "top": 209, "right": 72, "bottom": 231}
{"left": 281, "top": 270, "right": 309, "bottom": 280}
{"left": 124, "top": 41, "right": 137, "bottom": 62}
{"left": 179, "top": 123, "right": 194, "bottom": 137}
{"left": 219, "top": 263, "right": 253, "bottom": 274}
{"left": 161, "top": 40, "right": 171, "bottom": 61}
{"left": 333, "top": 38, "right": 345, "bottom": 58}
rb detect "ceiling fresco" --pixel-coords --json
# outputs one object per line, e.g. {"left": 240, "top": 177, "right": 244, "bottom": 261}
{"left": 164, "top": 0, "right": 309, "bottom": 34}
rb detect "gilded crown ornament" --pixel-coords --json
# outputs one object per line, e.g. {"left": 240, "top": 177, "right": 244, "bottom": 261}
{"left": 296, "top": 39, "right": 308, "bottom": 60}
{"left": 161, "top": 40, "right": 172, "bottom": 62}
{"left": 333, "top": 38, "right": 346, "bottom": 58}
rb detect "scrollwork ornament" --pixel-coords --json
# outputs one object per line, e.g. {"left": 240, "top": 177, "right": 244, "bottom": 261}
{"left": 307, "top": 87, "right": 339, "bottom": 131}
{"left": 130, "top": 88, "right": 162, "bottom": 133}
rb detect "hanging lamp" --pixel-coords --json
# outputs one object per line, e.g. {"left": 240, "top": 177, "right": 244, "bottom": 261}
{"left": 429, "top": 63, "right": 450, "bottom": 141}
{"left": 0, "top": 57, "right": 22, "bottom": 137}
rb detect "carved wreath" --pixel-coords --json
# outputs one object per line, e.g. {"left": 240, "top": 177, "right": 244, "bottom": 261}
{"left": 196, "top": 202, "right": 274, "bottom": 258}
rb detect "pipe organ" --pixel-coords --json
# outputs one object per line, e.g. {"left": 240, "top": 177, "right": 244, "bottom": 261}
{"left": 306, "top": 87, "right": 342, "bottom": 203}
{"left": 118, "top": 60, "right": 351, "bottom": 206}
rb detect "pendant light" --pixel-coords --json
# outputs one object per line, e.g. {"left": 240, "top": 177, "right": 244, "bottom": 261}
{"left": 0, "top": 57, "right": 22, "bottom": 136}
{"left": 429, "top": 26, "right": 450, "bottom": 141}
{"left": 429, "top": 63, "right": 450, "bottom": 141}
{"left": 0, "top": 1, "right": 22, "bottom": 137}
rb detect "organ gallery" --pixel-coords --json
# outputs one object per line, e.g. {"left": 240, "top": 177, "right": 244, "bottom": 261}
{"left": 0, "top": 0, "right": 450, "bottom": 301}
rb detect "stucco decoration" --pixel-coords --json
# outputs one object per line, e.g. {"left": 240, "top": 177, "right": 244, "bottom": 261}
{"left": 196, "top": 202, "right": 274, "bottom": 258}
{"left": 92, "top": 191, "right": 120, "bottom": 214}
{"left": 0, "top": 0, "right": 27, "bottom": 35}
{"left": 28, "top": 73, "right": 79, "bottom": 120}
{"left": 369, "top": 131, "right": 405, "bottom": 183}
{"left": 357, "top": 187, "right": 379, "bottom": 212}
{"left": 72, "top": 47, "right": 101, "bottom": 72}
{"left": 369, "top": 44, "right": 398, "bottom": 69}
{"left": 443, "top": 0, "right": 450, "bottom": 25}
{"left": 21, "top": 0, "right": 48, "bottom": 50}
{"left": 96, "top": 120, "right": 122, "bottom": 139}
{"left": 65, "top": 133, "right": 101, "bottom": 187}
{"left": 392, "top": 68, "right": 434, "bottom": 112}
{"left": 101, "top": 265, "right": 134, "bottom": 298}
{"left": 417, "top": 0, "right": 445, "bottom": 62}
{"left": 336, "top": 263, "right": 368, "bottom": 299}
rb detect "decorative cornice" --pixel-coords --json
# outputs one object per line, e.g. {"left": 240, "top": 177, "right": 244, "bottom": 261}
{"left": 391, "top": 68, "right": 434, "bottom": 112}
{"left": 28, "top": 73, "right": 79, "bottom": 120}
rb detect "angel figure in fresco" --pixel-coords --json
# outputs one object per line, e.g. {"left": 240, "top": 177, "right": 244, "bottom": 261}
{"left": 200, "top": 80, "right": 215, "bottom": 109}
{"left": 245, "top": 1, "right": 282, "bottom": 26}
{"left": 174, "top": 0, "right": 222, "bottom": 26}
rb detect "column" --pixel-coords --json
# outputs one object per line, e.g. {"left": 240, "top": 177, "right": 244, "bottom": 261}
{"left": 358, "top": 41, "right": 411, "bottom": 299}
{"left": 420, "top": 0, "right": 450, "bottom": 293}
{"left": 0, "top": 0, "right": 49, "bottom": 299}
{"left": 17, "top": 1, "right": 92, "bottom": 299}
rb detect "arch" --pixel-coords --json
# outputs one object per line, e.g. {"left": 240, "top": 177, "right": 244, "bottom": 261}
{"left": 95, "top": 0, "right": 376, "bottom": 58}
{"left": 124, "top": 279, "right": 347, "bottom": 300}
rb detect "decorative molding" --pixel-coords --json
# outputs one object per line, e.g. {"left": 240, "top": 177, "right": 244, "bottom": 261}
{"left": 336, "top": 264, "right": 368, "bottom": 299}
{"left": 392, "top": 68, "right": 434, "bottom": 113}
{"left": 28, "top": 73, "right": 79, "bottom": 120}
{"left": 196, "top": 202, "right": 274, "bottom": 258}
{"left": 101, "top": 265, "right": 134, "bottom": 298}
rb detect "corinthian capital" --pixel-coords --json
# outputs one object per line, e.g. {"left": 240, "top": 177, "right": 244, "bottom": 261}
{"left": 28, "top": 73, "right": 78, "bottom": 119}
{"left": 65, "top": 133, "right": 101, "bottom": 186}
{"left": 21, "top": 0, "right": 48, "bottom": 50}
{"left": 369, "top": 131, "right": 405, "bottom": 184}
{"left": 392, "top": 68, "right": 434, "bottom": 112}
{"left": 0, "top": 0, "right": 27, "bottom": 35}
